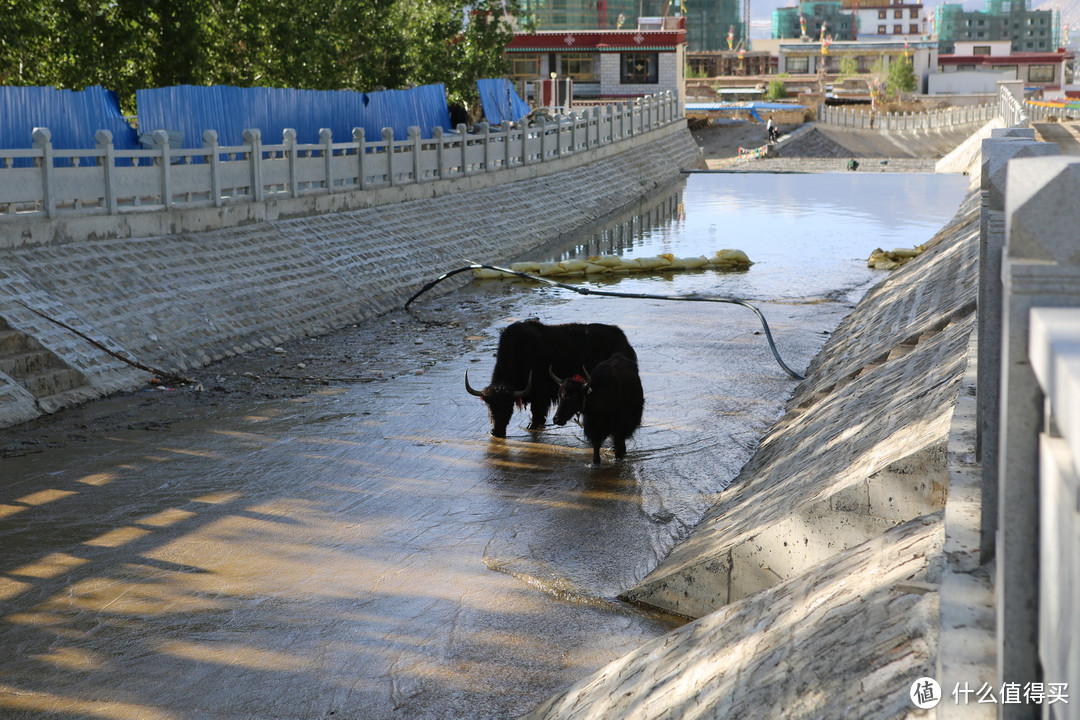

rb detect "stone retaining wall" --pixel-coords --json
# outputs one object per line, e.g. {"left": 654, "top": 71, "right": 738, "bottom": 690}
{"left": 0, "top": 121, "right": 703, "bottom": 430}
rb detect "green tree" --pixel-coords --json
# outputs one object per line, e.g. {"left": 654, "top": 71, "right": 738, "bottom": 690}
{"left": 764, "top": 79, "right": 787, "bottom": 101}
{"left": 838, "top": 55, "right": 857, "bottom": 81}
{"left": 886, "top": 57, "right": 917, "bottom": 96}
{"left": 0, "top": 0, "right": 525, "bottom": 112}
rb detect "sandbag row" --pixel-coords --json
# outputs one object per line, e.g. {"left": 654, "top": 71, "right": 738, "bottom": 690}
{"left": 473, "top": 250, "right": 753, "bottom": 279}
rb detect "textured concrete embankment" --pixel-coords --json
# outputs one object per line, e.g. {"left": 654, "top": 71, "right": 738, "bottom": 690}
{"left": 0, "top": 123, "right": 702, "bottom": 430}
{"left": 525, "top": 183, "right": 983, "bottom": 718}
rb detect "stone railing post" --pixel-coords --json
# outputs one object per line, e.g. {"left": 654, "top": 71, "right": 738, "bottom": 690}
{"left": 243, "top": 128, "right": 263, "bottom": 202}
{"left": 353, "top": 127, "right": 366, "bottom": 190}
{"left": 407, "top": 126, "right": 421, "bottom": 182}
{"left": 282, "top": 128, "right": 299, "bottom": 197}
{"left": 555, "top": 114, "right": 563, "bottom": 158}
{"left": 476, "top": 122, "right": 491, "bottom": 172}
{"left": 154, "top": 129, "right": 173, "bottom": 208}
{"left": 203, "top": 130, "right": 221, "bottom": 207}
{"left": 95, "top": 130, "right": 117, "bottom": 214}
{"left": 503, "top": 122, "right": 512, "bottom": 170}
{"left": 605, "top": 105, "right": 615, "bottom": 144}
{"left": 31, "top": 128, "right": 54, "bottom": 217}
{"left": 382, "top": 128, "right": 395, "bottom": 186}
{"left": 977, "top": 130, "right": 1057, "bottom": 564}
{"left": 457, "top": 123, "right": 468, "bottom": 175}
{"left": 431, "top": 126, "right": 444, "bottom": 180}
{"left": 320, "top": 128, "right": 333, "bottom": 190}
{"left": 521, "top": 120, "right": 529, "bottom": 165}
{"left": 998, "top": 156, "right": 1080, "bottom": 716}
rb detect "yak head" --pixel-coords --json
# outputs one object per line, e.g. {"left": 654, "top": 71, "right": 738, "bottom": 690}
{"left": 550, "top": 366, "right": 590, "bottom": 427}
{"left": 465, "top": 370, "right": 532, "bottom": 438}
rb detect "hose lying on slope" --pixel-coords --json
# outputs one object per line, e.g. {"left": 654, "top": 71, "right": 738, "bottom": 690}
{"left": 404, "top": 262, "right": 806, "bottom": 381}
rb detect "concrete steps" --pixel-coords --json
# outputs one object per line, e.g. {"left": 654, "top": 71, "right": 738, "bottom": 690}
{"left": 0, "top": 318, "right": 92, "bottom": 412}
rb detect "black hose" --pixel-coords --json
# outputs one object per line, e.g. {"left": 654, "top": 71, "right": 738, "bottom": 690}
{"left": 404, "top": 262, "right": 806, "bottom": 381}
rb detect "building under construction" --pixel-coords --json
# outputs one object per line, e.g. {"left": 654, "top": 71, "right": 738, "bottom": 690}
{"left": 518, "top": 0, "right": 745, "bottom": 51}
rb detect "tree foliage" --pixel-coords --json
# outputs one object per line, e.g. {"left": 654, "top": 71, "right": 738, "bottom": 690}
{"left": 0, "top": 0, "right": 522, "bottom": 112}
{"left": 764, "top": 80, "right": 787, "bottom": 101}
{"left": 886, "top": 57, "right": 918, "bottom": 96}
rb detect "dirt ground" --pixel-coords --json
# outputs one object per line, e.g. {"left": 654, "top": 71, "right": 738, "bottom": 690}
{"left": 689, "top": 118, "right": 781, "bottom": 158}
{"left": 0, "top": 121, "right": 775, "bottom": 459}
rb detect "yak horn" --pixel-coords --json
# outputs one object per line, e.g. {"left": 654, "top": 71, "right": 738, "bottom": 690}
{"left": 464, "top": 370, "right": 484, "bottom": 397}
{"left": 548, "top": 365, "right": 564, "bottom": 384}
{"left": 581, "top": 366, "right": 592, "bottom": 386}
{"left": 514, "top": 371, "right": 533, "bottom": 399}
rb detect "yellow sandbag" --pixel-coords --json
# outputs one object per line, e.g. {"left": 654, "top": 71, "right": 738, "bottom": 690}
{"left": 587, "top": 255, "right": 624, "bottom": 267}
{"left": 658, "top": 253, "right": 675, "bottom": 263}
{"left": 891, "top": 247, "right": 922, "bottom": 259}
{"left": 509, "top": 261, "right": 541, "bottom": 273}
{"left": 473, "top": 267, "right": 508, "bottom": 279}
{"left": 680, "top": 255, "right": 710, "bottom": 269}
{"left": 710, "top": 249, "right": 753, "bottom": 268}
{"left": 635, "top": 256, "right": 672, "bottom": 270}
{"left": 537, "top": 262, "right": 561, "bottom": 276}
{"left": 664, "top": 258, "right": 687, "bottom": 271}
{"left": 619, "top": 259, "right": 644, "bottom": 272}
{"left": 584, "top": 263, "right": 611, "bottom": 274}
{"left": 558, "top": 259, "right": 589, "bottom": 273}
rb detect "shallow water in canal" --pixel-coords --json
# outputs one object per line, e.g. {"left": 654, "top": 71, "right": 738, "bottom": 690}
{"left": 0, "top": 173, "right": 969, "bottom": 719}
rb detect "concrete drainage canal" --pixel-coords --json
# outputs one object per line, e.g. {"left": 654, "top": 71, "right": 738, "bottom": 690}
{"left": 0, "top": 171, "right": 970, "bottom": 719}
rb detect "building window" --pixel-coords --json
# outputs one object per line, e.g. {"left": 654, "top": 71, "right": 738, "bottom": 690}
{"left": 559, "top": 53, "right": 598, "bottom": 81}
{"left": 509, "top": 56, "right": 541, "bottom": 80}
{"left": 993, "top": 65, "right": 1018, "bottom": 78}
{"left": 910, "top": 8, "right": 918, "bottom": 17}
{"left": 878, "top": 10, "right": 887, "bottom": 18}
{"left": 787, "top": 56, "right": 810, "bottom": 73}
{"left": 894, "top": 9, "right": 903, "bottom": 17}
{"left": 974, "top": 45, "right": 991, "bottom": 54}
{"left": 910, "top": 24, "right": 919, "bottom": 33}
{"left": 878, "top": 24, "right": 887, "bottom": 33}
{"left": 894, "top": 24, "right": 902, "bottom": 33}
{"left": 621, "top": 53, "right": 658, "bottom": 84}
{"left": 1028, "top": 64, "right": 1055, "bottom": 82}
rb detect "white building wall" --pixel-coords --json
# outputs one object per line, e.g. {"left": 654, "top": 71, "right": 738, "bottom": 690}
{"left": 598, "top": 52, "right": 682, "bottom": 101}
{"left": 854, "top": 7, "right": 926, "bottom": 38}
{"left": 927, "top": 69, "right": 1015, "bottom": 94}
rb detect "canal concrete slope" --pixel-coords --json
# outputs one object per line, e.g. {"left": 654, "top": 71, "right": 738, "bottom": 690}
{"left": 525, "top": 186, "right": 983, "bottom": 717}
{"left": 0, "top": 123, "right": 703, "bottom": 430}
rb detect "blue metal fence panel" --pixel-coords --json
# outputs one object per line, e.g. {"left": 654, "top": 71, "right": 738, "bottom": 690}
{"left": 0, "top": 85, "right": 138, "bottom": 151}
{"left": 476, "top": 79, "right": 531, "bottom": 126}
{"left": 135, "top": 84, "right": 453, "bottom": 148}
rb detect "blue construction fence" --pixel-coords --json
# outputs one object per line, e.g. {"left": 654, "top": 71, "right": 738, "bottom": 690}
{"left": 1, "top": 80, "right": 534, "bottom": 154}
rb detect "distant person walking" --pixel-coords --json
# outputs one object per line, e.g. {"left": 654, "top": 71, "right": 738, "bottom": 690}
{"left": 766, "top": 117, "right": 779, "bottom": 143}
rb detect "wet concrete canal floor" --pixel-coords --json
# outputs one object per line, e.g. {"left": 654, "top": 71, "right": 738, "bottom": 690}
{"left": 0, "top": 173, "right": 969, "bottom": 719}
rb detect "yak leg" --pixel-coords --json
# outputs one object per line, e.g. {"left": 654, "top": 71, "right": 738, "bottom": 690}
{"left": 527, "top": 399, "right": 549, "bottom": 430}
{"left": 591, "top": 441, "right": 603, "bottom": 465}
{"left": 613, "top": 435, "right": 627, "bottom": 460}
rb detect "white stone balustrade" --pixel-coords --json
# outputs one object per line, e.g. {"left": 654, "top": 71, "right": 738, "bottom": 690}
{"left": 0, "top": 92, "right": 678, "bottom": 225}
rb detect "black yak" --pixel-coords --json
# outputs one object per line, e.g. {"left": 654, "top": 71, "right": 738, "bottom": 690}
{"left": 465, "top": 319, "right": 636, "bottom": 438}
{"left": 550, "top": 352, "right": 644, "bottom": 464}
